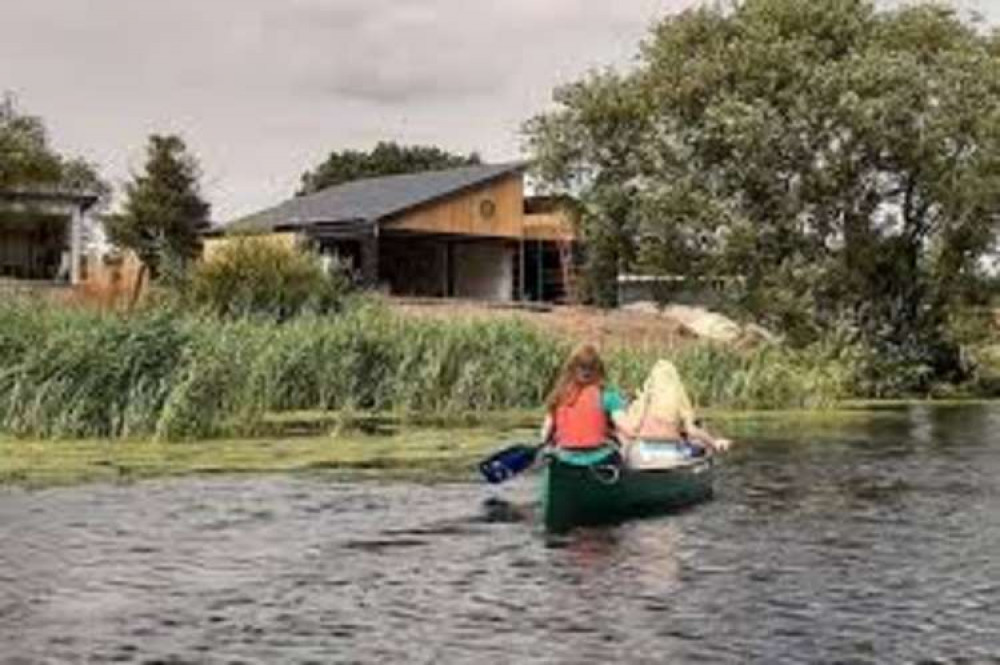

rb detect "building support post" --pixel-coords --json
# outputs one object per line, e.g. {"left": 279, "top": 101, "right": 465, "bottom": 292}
{"left": 69, "top": 204, "right": 83, "bottom": 285}
{"left": 442, "top": 241, "right": 450, "bottom": 298}
{"left": 360, "top": 225, "right": 379, "bottom": 289}
{"left": 519, "top": 237, "right": 526, "bottom": 301}
{"left": 536, "top": 239, "right": 544, "bottom": 302}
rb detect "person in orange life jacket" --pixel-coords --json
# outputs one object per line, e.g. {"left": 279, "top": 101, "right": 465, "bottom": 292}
{"left": 540, "top": 344, "right": 629, "bottom": 449}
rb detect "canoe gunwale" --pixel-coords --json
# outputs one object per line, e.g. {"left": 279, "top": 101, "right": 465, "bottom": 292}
{"left": 620, "top": 455, "right": 715, "bottom": 476}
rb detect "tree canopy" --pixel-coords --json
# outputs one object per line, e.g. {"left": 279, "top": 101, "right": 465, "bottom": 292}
{"left": 526, "top": 0, "right": 1000, "bottom": 392}
{"left": 0, "top": 93, "right": 108, "bottom": 198}
{"left": 298, "top": 141, "right": 481, "bottom": 195}
{"left": 104, "top": 134, "right": 211, "bottom": 277}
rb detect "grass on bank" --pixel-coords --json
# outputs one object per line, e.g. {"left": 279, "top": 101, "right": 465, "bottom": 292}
{"left": 0, "top": 425, "right": 530, "bottom": 489}
{"left": 0, "top": 297, "right": 853, "bottom": 442}
{"left": 1, "top": 404, "right": 959, "bottom": 489}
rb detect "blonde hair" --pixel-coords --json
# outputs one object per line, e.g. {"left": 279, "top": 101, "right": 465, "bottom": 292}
{"left": 622, "top": 360, "right": 695, "bottom": 436}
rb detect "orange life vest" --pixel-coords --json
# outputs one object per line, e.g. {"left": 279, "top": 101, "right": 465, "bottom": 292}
{"left": 553, "top": 384, "right": 608, "bottom": 449}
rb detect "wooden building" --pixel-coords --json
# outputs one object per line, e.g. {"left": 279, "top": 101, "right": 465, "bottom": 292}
{"left": 213, "top": 163, "right": 577, "bottom": 303}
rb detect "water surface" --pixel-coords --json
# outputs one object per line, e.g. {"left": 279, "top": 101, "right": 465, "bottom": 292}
{"left": 2, "top": 404, "right": 1000, "bottom": 663}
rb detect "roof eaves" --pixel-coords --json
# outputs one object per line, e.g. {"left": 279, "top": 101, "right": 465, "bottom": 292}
{"left": 0, "top": 187, "right": 101, "bottom": 209}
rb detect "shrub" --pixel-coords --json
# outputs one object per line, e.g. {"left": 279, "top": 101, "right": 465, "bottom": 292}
{"left": 188, "top": 236, "right": 351, "bottom": 319}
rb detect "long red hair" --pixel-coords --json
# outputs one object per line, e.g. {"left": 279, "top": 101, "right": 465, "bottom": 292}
{"left": 546, "top": 344, "right": 606, "bottom": 412}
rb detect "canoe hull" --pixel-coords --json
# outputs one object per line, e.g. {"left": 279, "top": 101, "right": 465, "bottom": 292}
{"left": 542, "top": 451, "right": 714, "bottom": 532}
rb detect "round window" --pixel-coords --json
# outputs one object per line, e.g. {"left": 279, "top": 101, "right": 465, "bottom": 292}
{"left": 479, "top": 199, "right": 497, "bottom": 219}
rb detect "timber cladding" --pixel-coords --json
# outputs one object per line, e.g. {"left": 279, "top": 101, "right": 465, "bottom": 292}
{"left": 386, "top": 174, "right": 525, "bottom": 239}
{"left": 523, "top": 212, "right": 575, "bottom": 241}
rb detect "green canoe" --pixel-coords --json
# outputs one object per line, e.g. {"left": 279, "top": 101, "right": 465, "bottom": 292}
{"left": 541, "top": 446, "right": 715, "bottom": 532}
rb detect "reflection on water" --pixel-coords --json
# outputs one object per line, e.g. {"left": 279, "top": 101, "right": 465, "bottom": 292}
{"left": 2, "top": 404, "right": 1000, "bottom": 663}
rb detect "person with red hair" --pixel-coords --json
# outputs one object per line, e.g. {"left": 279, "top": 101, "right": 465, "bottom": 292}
{"left": 540, "top": 344, "right": 628, "bottom": 449}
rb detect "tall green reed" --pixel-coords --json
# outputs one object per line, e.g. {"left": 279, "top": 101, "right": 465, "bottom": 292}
{"left": 0, "top": 297, "right": 849, "bottom": 441}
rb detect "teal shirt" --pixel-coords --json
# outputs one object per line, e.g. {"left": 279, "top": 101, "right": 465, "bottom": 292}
{"left": 602, "top": 387, "right": 626, "bottom": 414}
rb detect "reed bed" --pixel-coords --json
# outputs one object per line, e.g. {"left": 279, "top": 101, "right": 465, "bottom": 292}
{"left": 0, "top": 297, "right": 849, "bottom": 441}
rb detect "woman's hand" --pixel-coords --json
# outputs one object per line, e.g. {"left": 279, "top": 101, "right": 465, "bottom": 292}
{"left": 713, "top": 438, "right": 733, "bottom": 452}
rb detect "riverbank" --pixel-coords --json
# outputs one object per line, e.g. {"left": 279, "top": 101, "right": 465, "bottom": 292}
{"left": 3, "top": 404, "right": 977, "bottom": 489}
{"left": 0, "top": 426, "right": 518, "bottom": 489}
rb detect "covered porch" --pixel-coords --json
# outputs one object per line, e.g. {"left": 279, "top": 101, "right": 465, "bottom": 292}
{"left": 312, "top": 228, "right": 574, "bottom": 303}
{"left": 0, "top": 189, "right": 97, "bottom": 285}
{"left": 310, "top": 228, "right": 518, "bottom": 301}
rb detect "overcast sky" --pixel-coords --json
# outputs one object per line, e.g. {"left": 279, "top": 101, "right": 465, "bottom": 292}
{"left": 1, "top": 0, "right": 997, "bottom": 221}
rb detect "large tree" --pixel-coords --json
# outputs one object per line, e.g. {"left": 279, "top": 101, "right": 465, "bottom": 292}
{"left": 298, "top": 141, "right": 481, "bottom": 195}
{"left": 526, "top": 0, "right": 1000, "bottom": 392}
{"left": 0, "top": 93, "right": 108, "bottom": 197}
{"left": 104, "top": 134, "right": 211, "bottom": 278}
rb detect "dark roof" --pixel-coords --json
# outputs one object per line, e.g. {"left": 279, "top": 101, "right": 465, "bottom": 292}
{"left": 0, "top": 187, "right": 100, "bottom": 209}
{"left": 222, "top": 162, "right": 526, "bottom": 234}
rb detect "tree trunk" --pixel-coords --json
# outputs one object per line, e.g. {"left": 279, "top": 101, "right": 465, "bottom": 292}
{"left": 128, "top": 262, "right": 148, "bottom": 312}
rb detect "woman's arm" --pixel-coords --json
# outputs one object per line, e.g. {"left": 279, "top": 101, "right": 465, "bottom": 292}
{"left": 611, "top": 410, "right": 636, "bottom": 439}
{"left": 603, "top": 388, "right": 636, "bottom": 441}
{"left": 685, "top": 420, "right": 733, "bottom": 452}
{"left": 540, "top": 413, "right": 555, "bottom": 444}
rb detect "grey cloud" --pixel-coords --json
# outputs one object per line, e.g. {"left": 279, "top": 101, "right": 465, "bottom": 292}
{"left": 270, "top": 3, "right": 509, "bottom": 102}
{"left": 257, "top": 1, "right": 516, "bottom": 103}
{"left": 254, "top": 0, "right": 674, "bottom": 103}
{"left": 0, "top": 0, "right": 737, "bottom": 219}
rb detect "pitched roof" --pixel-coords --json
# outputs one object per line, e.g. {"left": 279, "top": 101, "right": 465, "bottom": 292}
{"left": 222, "top": 161, "right": 526, "bottom": 234}
{"left": 0, "top": 187, "right": 100, "bottom": 209}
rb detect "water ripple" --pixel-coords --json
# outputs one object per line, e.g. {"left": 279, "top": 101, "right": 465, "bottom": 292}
{"left": 2, "top": 406, "right": 1000, "bottom": 662}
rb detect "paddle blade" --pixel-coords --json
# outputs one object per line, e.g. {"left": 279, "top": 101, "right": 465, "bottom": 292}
{"left": 478, "top": 444, "right": 541, "bottom": 484}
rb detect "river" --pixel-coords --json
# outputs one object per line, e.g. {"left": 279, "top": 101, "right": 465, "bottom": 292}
{"left": 2, "top": 404, "right": 999, "bottom": 663}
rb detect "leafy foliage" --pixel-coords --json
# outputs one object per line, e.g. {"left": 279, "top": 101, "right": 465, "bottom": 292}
{"left": 0, "top": 93, "right": 109, "bottom": 199}
{"left": 187, "top": 236, "right": 352, "bottom": 320}
{"left": 526, "top": 0, "right": 1000, "bottom": 394}
{"left": 104, "top": 134, "right": 211, "bottom": 276}
{"left": 298, "top": 141, "right": 481, "bottom": 195}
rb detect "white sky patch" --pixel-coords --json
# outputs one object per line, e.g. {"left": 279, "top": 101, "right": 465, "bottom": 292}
{"left": 2, "top": 0, "right": 998, "bottom": 221}
{"left": 0, "top": 0, "right": 680, "bottom": 221}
